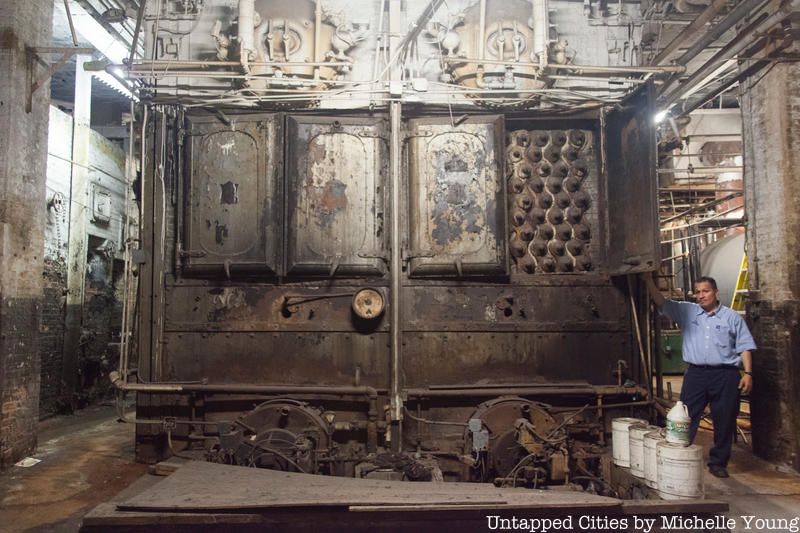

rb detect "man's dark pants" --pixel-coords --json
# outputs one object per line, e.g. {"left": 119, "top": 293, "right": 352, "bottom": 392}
{"left": 680, "top": 365, "right": 741, "bottom": 468}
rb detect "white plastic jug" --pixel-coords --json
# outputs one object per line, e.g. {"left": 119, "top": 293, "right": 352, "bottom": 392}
{"left": 665, "top": 401, "right": 691, "bottom": 445}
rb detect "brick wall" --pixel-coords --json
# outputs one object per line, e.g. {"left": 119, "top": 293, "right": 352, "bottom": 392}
{"left": 741, "top": 53, "right": 800, "bottom": 471}
{"left": 0, "top": 0, "right": 54, "bottom": 468}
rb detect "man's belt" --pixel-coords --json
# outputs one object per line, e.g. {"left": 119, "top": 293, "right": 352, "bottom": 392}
{"left": 687, "top": 363, "right": 739, "bottom": 370}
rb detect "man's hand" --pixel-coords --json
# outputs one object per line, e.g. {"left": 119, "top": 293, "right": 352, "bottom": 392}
{"left": 739, "top": 374, "right": 753, "bottom": 395}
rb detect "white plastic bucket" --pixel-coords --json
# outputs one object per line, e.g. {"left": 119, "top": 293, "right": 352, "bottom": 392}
{"left": 612, "top": 417, "right": 647, "bottom": 467}
{"left": 629, "top": 424, "right": 659, "bottom": 478}
{"left": 656, "top": 441, "right": 704, "bottom": 500}
{"left": 643, "top": 429, "right": 665, "bottom": 489}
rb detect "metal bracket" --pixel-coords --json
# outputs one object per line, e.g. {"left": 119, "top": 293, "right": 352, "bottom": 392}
{"left": 25, "top": 46, "right": 94, "bottom": 113}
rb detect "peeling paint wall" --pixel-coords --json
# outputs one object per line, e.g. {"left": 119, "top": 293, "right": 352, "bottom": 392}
{"left": 39, "top": 106, "right": 131, "bottom": 416}
{"left": 0, "top": 0, "right": 53, "bottom": 468}
{"left": 741, "top": 52, "right": 800, "bottom": 471}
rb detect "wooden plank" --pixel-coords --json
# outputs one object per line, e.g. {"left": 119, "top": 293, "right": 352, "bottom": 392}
{"left": 621, "top": 499, "right": 729, "bottom": 515}
{"left": 118, "top": 461, "right": 623, "bottom": 512}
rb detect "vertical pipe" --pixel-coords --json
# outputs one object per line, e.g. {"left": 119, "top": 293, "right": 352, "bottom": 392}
{"left": 62, "top": 55, "right": 93, "bottom": 409}
{"left": 314, "top": 0, "right": 322, "bottom": 80}
{"left": 654, "top": 299, "right": 664, "bottom": 400}
{"left": 532, "top": 0, "right": 548, "bottom": 68}
{"left": 119, "top": 100, "right": 136, "bottom": 380}
{"left": 628, "top": 275, "right": 652, "bottom": 400}
{"left": 389, "top": 101, "right": 403, "bottom": 449}
{"left": 387, "top": 0, "right": 404, "bottom": 452}
{"left": 478, "top": 0, "right": 486, "bottom": 61}
{"left": 238, "top": 0, "right": 256, "bottom": 64}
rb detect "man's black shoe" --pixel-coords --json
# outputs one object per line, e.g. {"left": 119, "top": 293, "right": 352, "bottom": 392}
{"left": 708, "top": 465, "right": 729, "bottom": 478}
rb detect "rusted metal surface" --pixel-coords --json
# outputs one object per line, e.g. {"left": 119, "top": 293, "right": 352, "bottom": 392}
{"left": 183, "top": 113, "right": 282, "bottom": 275}
{"left": 286, "top": 116, "right": 387, "bottom": 276}
{"left": 402, "top": 332, "right": 632, "bottom": 387}
{"left": 407, "top": 116, "right": 508, "bottom": 277}
{"left": 506, "top": 128, "right": 597, "bottom": 274}
{"left": 131, "top": 103, "right": 663, "bottom": 491}
{"left": 164, "top": 285, "right": 388, "bottom": 332}
{"left": 403, "top": 284, "right": 627, "bottom": 331}
{"left": 603, "top": 82, "right": 660, "bottom": 275}
{"left": 160, "top": 331, "right": 390, "bottom": 387}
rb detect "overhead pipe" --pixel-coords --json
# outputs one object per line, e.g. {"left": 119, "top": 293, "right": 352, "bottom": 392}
{"left": 660, "top": 7, "right": 791, "bottom": 106}
{"left": 649, "top": 0, "right": 729, "bottom": 65}
{"left": 673, "top": 0, "right": 773, "bottom": 67}
{"left": 441, "top": 57, "right": 684, "bottom": 74}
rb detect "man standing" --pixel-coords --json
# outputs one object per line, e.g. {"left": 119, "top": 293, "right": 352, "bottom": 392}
{"left": 644, "top": 272, "right": 755, "bottom": 478}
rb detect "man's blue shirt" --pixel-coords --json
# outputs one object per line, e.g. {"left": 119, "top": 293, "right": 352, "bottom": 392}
{"left": 660, "top": 300, "right": 756, "bottom": 366}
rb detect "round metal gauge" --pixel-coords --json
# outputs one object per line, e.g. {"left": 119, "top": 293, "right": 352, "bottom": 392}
{"left": 352, "top": 288, "right": 385, "bottom": 319}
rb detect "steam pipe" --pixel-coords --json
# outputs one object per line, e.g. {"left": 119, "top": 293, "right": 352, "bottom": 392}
{"left": 238, "top": 0, "right": 256, "bottom": 67}
{"left": 440, "top": 57, "right": 685, "bottom": 74}
{"left": 405, "top": 385, "right": 648, "bottom": 398}
{"left": 532, "top": 0, "right": 548, "bottom": 68}
{"left": 128, "top": 0, "right": 146, "bottom": 67}
{"left": 673, "top": 0, "right": 772, "bottom": 68}
{"left": 479, "top": 0, "right": 486, "bottom": 61}
{"left": 661, "top": 7, "right": 790, "bottom": 106}
{"left": 314, "top": 0, "right": 322, "bottom": 80}
{"left": 110, "top": 371, "right": 378, "bottom": 398}
{"left": 389, "top": 101, "right": 403, "bottom": 438}
{"left": 649, "top": 0, "right": 729, "bottom": 66}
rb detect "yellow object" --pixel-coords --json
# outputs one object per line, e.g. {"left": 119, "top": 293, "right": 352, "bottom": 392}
{"left": 731, "top": 254, "right": 748, "bottom": 311}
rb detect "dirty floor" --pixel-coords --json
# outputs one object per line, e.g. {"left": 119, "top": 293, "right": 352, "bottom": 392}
{"left": 0, "top": 406, "right": 147, "bottom": 532}
{"left": 1, "top": 405, "right": 798, "bottom": 532}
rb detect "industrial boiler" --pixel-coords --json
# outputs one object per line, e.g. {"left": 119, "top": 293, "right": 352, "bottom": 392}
{"left": 114, "top": 0, "right": 665, "bottom": 492}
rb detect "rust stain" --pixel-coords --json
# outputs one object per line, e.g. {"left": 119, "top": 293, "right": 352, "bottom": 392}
{"left": 430, "top": 146, "right": 485, "bottom": 248}
{"left": 308, "top": 179, "right": 348, "bottom": 226}
{"left": 207, "top": 288, "right": 250, "bottom": 322}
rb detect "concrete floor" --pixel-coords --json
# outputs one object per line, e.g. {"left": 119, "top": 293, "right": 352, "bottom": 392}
{"left": 1, "top": 406, "right": 798, "bottom": 532}
{"left": 0, "top": 406, "right": 147, "bottom": 532}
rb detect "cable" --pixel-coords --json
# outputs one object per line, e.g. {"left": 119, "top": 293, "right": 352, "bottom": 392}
{"left": 403, "top": 406, "right": 469, "bottom": 427}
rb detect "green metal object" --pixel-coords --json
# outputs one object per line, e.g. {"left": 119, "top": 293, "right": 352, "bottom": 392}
{"left": 660, "top": 330, "right": 687, "bottom": 374}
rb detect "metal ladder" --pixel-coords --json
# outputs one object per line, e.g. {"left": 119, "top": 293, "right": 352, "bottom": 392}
{"left": 731, "top": 254, "right": 748, "bottom": 312}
